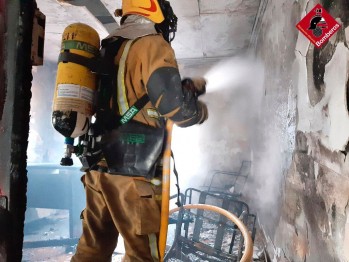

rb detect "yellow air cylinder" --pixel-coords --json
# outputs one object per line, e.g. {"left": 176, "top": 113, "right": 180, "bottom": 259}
{"left": 52, "top": 23, "right": 100, "bottom": 138}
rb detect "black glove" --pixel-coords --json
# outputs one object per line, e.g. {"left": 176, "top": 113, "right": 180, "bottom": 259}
{"left": 182, "top": 77, "right": 206, "bottom": 98}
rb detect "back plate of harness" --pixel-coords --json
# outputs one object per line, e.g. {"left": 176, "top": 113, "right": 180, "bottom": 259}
{"left": 101, "top": 120, "right": 164, "bottom": 179}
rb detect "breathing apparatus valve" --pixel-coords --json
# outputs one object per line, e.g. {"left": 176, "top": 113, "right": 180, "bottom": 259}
{"left": 60, "top": 137, "right": 74, "bottom": 166}
{"left": 74, "top": 125, "right": 103, "bottom": 171}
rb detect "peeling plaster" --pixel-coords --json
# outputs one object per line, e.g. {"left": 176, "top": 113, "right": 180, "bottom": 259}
{"left": 296, "top": 40, "right": 349, "bottom": 152}
{"left": 282, "top": 133, "right": 349, "bottom": 260}
{"left": 325, "top": 43, "right": 349, "bottom": 150}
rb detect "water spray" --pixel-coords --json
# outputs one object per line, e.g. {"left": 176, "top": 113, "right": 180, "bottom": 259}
{"left": 172, "top": 56, "right": 265, "bottom": 191}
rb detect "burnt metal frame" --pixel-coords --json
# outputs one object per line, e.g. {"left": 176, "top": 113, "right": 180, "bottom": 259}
{"left": 165, "top": 188, "right": 256, "bottom": 261}
{"left": 207, "top": 161, "right": 252, "bottom": 196}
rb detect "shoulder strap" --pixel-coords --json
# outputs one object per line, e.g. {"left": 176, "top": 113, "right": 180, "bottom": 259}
{"left": 96, "top": 37, "right": 150, "bottom": 132}
{"left": 114, "top": 39, "right": 134, "bottom": 115}
{"left": 95, "top": 37, "right": 125, "bottom": 132}
{"left": 119, "top": 94, "right": 149, "bottom": 125}
{"left": 114, "top": 38, "right": 152, "bottom": 125}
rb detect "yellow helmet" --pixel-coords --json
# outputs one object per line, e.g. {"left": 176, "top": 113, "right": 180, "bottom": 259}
{"left": 116, "top": 0, "right": 178, "bottom": 42}
{"left": 121, "top": 0, "right": 165, "bottom": 24}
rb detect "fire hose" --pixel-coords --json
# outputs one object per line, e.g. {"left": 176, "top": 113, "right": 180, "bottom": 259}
{"left": 158, "top": 120, "right": 253, "bottom": 261}
{"left": 169, "top": 204, "right": 254, "bottom": 262}
{"left": 159, "top": 120, "right": 174, "bottom": 261}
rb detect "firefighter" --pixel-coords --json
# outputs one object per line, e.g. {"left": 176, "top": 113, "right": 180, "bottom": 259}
{"left": 71, "top": 0, "right": 208, "bottom": 261}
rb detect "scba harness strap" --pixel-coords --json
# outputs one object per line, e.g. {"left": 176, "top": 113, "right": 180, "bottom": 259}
{"left": 96, "top": 37, "right": 148, "bottom": 131}
{"left": 98, "top": 37, "right": 151, "bottom": 130}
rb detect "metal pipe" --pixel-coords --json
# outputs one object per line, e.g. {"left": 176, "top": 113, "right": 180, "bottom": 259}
{"left": 169, "top": 204, "right": 254, "bottom": 262}
{"left": 159, "top": 120, "right": 174, "bottom": 261}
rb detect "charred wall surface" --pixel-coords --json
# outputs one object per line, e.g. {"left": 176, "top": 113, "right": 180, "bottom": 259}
{"left": 0, "top": 0, "right": 36, "bottom": 261}
{"left": 252, "top": 0, "right": 349, "bottom": 261}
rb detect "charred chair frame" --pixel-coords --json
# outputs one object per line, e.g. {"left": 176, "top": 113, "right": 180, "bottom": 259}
{"left": 165, "top": 188, "right": 256, "bottom": 261}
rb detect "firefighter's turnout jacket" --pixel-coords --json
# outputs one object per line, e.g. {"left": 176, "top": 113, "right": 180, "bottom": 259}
{"left": 71, "top": 16, "right": 206, "bottom": 262}
{"left": 107, "top": 16, "right": 206, "bottom": 128}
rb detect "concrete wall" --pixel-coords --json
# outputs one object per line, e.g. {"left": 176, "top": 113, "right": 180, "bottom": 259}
{"left": 250, "top": 0, "right": 349, "bottom": 261}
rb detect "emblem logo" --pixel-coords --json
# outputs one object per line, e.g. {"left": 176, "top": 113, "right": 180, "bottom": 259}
{"left": 296, "top": 4, "right": 340, "bottom": 48}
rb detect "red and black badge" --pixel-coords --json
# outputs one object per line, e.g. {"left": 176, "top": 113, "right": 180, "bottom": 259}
{"left": 296, "top": 4, "right": 340, "bottom": 48}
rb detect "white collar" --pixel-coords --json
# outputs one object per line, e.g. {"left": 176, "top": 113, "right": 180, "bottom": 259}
{"left": 107, "top": 15, "right": 158, "bottom": 40}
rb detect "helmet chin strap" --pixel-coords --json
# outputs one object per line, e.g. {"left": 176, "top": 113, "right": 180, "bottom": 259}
{"left": 155, "top": 0, "right": 178, "bottom": 43}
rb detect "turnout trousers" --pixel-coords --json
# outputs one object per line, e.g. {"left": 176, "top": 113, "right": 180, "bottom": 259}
{"left": 71, "top": 169, "right": 162, "bottom": 262}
